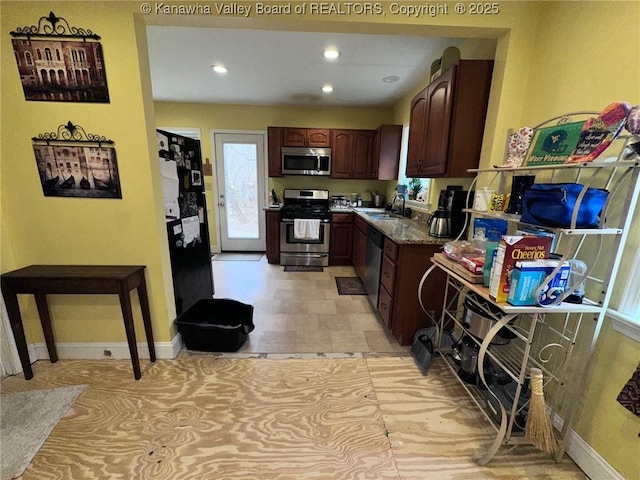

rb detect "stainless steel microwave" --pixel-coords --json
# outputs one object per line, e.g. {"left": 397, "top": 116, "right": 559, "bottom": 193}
{"left": 282, "top": 147, "right": 331, "bottom": 176}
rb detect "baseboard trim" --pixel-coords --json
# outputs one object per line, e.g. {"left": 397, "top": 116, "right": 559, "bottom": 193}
{"left": 28, "top": 334, "right": 184, "bottom": 361}
{"left": 553, "top": 414, "right": 624, "bottom": 480}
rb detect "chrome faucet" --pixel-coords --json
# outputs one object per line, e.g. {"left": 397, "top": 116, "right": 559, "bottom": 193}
{"left": 391, "top": 193, "right": 405, "bottom": 216}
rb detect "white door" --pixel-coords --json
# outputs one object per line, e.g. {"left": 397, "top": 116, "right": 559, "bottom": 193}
{"left": 214, "top": 132, "right": 266, "bottom": 251}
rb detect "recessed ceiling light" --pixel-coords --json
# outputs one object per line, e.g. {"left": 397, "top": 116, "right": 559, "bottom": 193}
{"left": 211, "top": 64, "right": 228, "bottom": 74}
{"left": 383, "top": 75, "right": 400, "bottom": 83}
{"left": 322, "top": 85, "right": 334, "bottom": 93}
{"left": 323, "top": 48, "right": 340, "bottom": 60}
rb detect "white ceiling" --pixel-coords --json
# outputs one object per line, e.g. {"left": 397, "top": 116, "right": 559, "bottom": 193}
{"left": 146, "top": 26, "right": 465, "bottom": 107}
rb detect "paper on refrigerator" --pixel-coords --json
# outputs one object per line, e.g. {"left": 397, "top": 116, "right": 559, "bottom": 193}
{"left": 181, "top": 216, "right": 200, "bottom": 246}
{"left": 160, "top": 159, "right": 180, "bottom": 221}
{"left": 160, "top": 159, "right": 179, "bottom": 198}
{"left": 164, "top": 197, "right": 180, "bottom": 221}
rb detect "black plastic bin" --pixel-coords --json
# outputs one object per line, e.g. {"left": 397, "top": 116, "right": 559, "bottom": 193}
{"left": 176, "top": 299, "right": 254, "bottom": 352}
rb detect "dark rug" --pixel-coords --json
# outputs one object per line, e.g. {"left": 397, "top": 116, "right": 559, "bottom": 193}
{"left": 335, "top": 277, "right": 367, "bottom": 295}
{"left": 284, "top": 266, "right": 324, "bottom": 272}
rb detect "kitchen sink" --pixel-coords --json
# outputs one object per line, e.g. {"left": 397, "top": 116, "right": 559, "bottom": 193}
{"left": 364, "top": 212, "right": 396, "bottom": 220}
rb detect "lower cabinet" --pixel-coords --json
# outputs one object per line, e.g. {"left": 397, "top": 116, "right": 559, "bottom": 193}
{"left": 352, "top": 215, "right": 368, "bottom": 279}
{"left": 378, "top": 238, "right": 447, "bottom": 346}
{"left": 265, "top": 210, "right": 280, "bottom": 264}
{"left": 329, "top": 213, "right": 353, "bottom": 265}
{"left": 377, "top": 284, "right": 393, "bottom": 330}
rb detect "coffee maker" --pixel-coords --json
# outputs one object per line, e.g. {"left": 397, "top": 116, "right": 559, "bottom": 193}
{"left": 437, "top": 186, "right": 473, "bottom": 239}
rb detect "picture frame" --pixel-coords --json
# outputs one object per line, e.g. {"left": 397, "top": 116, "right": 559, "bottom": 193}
{"left": 191, "top": 169, "right": 202, "bottom": 187}
{"left": 10, "top": 12, "right": 109, "bottom": 103}
{"left": 32, "top": 121, "right": 121, "bottom": 198}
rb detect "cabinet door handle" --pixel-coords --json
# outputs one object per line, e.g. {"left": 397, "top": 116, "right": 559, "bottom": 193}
{"left": 380, "top": 302, "right": 387, "bottom": 309}
{"left": 384, "top": 272, "right": 390, "bottom": 278}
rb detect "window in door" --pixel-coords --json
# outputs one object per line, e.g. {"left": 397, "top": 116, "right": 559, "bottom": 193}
{"left": 213, "top": 132, "right": 266, "bottom": 252}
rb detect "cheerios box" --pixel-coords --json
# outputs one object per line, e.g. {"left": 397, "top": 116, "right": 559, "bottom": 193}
{"left": 507, "top": 260, "right": 570, "bottom": 306}
{"left": 489, "top": 236, "right": 553, "bottom": 303}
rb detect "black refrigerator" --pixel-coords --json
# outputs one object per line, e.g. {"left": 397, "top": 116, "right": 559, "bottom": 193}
{"left": 157, "top": 129, "right": 214, "bottom": 316}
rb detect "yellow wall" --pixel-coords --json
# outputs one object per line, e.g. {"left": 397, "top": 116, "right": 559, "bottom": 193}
{"left": 2, "top": 2, "right": 638, "bottom": 476}
{"left": 0, "top": 3, "right": 175, "bottom": 343}
{"left": 516, "top": 3, "right": 640, "bottom": 477}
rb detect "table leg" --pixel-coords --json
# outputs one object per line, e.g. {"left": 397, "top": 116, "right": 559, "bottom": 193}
{"left": 2, "top": 291, "right": 34, "bottom": 380}
{"left": 118, "top": 284, "right": 141, "bottom": 380}
{"left": 137, "top": 276, "right": 156, "bottom": 363}
{"left": 34, "top": 293, "right": 58, "bottom": 363}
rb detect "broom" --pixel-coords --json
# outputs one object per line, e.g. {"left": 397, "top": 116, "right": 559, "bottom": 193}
{"left": 525, "top": 367, "right": 558, "bottom": 454}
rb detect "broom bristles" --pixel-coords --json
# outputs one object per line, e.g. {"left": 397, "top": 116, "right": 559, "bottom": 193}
{"left": 525, "top": 367, "right": 558, "bottom": 454}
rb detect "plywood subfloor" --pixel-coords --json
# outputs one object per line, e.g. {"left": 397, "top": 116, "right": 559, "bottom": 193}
{"left": 1, "top": 356, "right": 586, "bottom": 479}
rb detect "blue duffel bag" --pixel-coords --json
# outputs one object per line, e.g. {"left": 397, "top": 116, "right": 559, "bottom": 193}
{"left": 520, "top": 183, "right": 609, "bottom": 229}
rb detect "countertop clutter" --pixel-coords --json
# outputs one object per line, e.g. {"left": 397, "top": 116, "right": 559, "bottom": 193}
{"left": 266, "top": 205, "right": 449, "bottom": 245}
{"left": 351, "top": 208, "right": 449, "bottom": 246}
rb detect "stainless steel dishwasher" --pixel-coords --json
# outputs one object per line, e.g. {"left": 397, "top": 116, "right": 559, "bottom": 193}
{"left": 364, "top": 226, "right": 384, "bottom": 310}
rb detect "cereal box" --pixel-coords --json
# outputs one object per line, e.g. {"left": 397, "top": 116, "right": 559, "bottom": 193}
{"left": 489, "top": 236, "right": 553, "bottom": 303}
{"left": 507, "top": 260, "right": 570, "bottom": 306}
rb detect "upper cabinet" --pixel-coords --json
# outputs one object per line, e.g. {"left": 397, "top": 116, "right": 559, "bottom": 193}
{"left": 282, "top": 128, "right": 331, "bottom": 147}
{"left": 267, "top": 127, "right": 284, "bottom": 177}
{"left": 407, "top": 60, "right": 493, "bottom": 178}
{"left": 373, "top": 124, "right": 403, "bottom": 180}
{"left": 267, "top": 124, "right": 402, "bottom": 179}
{"left": 331, "top": 129, "right": 374, "bottom": 179}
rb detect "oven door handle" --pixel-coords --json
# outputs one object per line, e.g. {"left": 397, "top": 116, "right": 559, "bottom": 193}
{"left": 281, "top": 218, "right": 331, "bottom": 223}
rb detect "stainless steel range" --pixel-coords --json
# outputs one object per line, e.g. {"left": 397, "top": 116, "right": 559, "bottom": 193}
{"left": 280, "top": 189, "right": 331, "bottom": 266}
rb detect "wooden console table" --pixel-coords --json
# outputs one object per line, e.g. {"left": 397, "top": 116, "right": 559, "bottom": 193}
{"left": 1, "top": 265, "right": 156, "bottom": 380}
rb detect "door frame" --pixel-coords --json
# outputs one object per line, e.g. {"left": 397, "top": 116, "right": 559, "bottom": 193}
{"left": 210, "top": 129, "right": 268, "bottom": 253}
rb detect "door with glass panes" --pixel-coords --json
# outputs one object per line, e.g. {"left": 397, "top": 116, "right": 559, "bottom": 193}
{"left": 213, "top": 132, "right": 266, "bottom": 251}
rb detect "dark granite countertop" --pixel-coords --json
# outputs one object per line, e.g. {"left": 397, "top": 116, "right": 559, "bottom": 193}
{"left": 352, "top": 208, "right": 449, "bottom": 246}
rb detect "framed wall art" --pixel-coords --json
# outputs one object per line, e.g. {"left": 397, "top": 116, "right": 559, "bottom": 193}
{"left": 33, "top": 121, "right": 122, "bottom": 198}
{"left": 10, "top": 11, "right": 109, "bottom": 103}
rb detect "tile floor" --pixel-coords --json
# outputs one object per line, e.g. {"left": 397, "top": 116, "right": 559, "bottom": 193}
{"left": 212, "top": 254, "right": 408, "bottom": 354}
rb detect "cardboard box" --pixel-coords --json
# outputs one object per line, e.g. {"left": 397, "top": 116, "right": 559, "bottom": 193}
{"left": 474, "top": 218, "right": 508, "bottom": 242}
{"left": 507, "top": 260, "right": 570, "bottom": 306}
{"left": 516, "top": 226, "right": 558, "bottom": 252}
{"left": 489, "top": 236, "right": 553, "bottom": 303}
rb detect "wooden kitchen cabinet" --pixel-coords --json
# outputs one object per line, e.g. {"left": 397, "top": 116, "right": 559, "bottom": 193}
{"left": 380, "top": 254, "right": 397, "bottom": 295}
{"left": 372, "top": 124, "right": 402, "bottom": 180}
{"left": 329, "top": 213, "right": 353, "bottom": 266}
{"left": 283, "top": 128, "right": 331, "bottom": 147}
{"left": 265, "top": 210, "right": 280, "bottom": 264}
{"left": 406, "top": 60, "right": 493, "bottom": 178}
{"left": 267, "top": 127, "right": 284, "bottom": 177}
{"left": 377, "top": 285, "right": 393, "bottom": 330}
{"left": 352, "top": 215, "right": 368, "bottom": 279}
{"left": 331, "top": 129, "right": 374, "bottom": 179}
{"left": 269, "top": 125, "right": 401, "bottom": 179}
{"left": 377, "top": 238, "right": 447, "bottom": 346}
